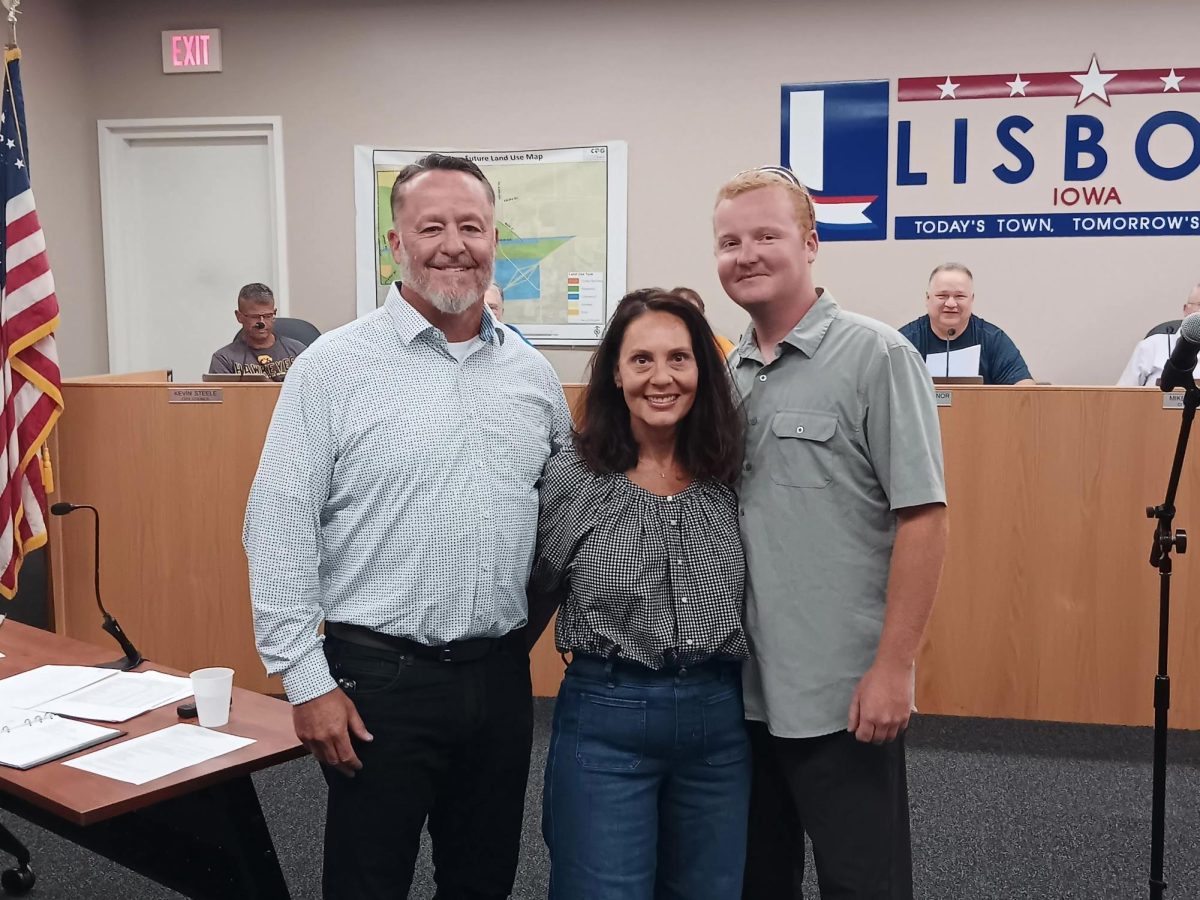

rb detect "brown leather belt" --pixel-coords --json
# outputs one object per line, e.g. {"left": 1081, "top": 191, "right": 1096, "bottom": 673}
{"left": 325, "top": 621, "right": 515, "bottom": 663}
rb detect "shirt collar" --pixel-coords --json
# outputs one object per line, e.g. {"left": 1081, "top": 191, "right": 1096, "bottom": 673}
{"left": 236, "top": 331, "right": 276, "bottom": 351}
{"left": 482, "top": 306, "right": 506, "bottom": 344}
{"left": 384, "top": 284, "right": 503, "bottom": 347}
{"left": 735, "top": 288, "right": 840, "bottom": 363}
{"left": 928, "top": 313, "right": 974, "bottom": 344}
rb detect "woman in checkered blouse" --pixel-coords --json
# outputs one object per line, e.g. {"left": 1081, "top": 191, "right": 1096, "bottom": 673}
{"left": 529, "top": 289, "right": 750, "bottom": 900}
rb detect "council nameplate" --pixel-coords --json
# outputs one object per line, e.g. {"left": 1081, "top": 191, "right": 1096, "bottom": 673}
{"left": 168, "top": 388, "right": 222, "bottom": 404}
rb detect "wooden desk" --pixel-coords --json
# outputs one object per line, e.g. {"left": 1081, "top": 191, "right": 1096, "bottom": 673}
{"left": 0, "top": 621, "right": 305, "bottom": 898}
{"left": 48, "top": 377, "right": 284, "bottom": 693}
{"left": 47, "top": 381, "right": 1200, "bottom": 728}
{"left": 917, "top": 385, "right": 1200, "bottom": 728}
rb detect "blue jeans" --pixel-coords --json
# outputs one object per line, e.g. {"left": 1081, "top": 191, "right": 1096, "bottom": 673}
{"left": 543, "top": 655, "right": 751, "bottom": 900}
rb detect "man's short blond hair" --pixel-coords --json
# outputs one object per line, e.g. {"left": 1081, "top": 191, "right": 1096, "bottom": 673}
{"left": 714, "top": 168, "right": 816, "bottom": 234}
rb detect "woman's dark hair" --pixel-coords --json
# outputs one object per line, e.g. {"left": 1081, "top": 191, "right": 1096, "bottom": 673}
{"left": 575, "top": 289, "right": 744, "bottom": 486}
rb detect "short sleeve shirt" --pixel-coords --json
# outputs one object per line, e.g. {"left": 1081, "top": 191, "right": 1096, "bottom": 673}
{"left": 209, "top": 334, "right": 308, "bottom": 381}
{"left": 732, "top": 289, "right": 947, "bottom": 738}
{"left": 898, "top": 314, "right": 1032, "bottom": 385}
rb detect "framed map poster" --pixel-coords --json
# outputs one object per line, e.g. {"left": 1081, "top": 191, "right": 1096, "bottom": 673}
{"left": 354, "top": 143, "right": 628, "bottom": 345}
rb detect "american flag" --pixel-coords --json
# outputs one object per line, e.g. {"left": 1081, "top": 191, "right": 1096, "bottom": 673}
{"left": 0, "top": 47, "right": 63, "bottom": 600}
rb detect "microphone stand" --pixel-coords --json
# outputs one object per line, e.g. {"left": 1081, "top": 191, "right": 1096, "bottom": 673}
{"left": 1145, "top": 382, "right": 1200, "bottom": 899}
{"left": 50, "top": 503, "right": 144, "bottom": 671}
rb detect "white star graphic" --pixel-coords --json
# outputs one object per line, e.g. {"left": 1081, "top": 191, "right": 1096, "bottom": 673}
{"left": 1006, "top": 74, "right": 1030, "bottom": 97}
{"left": 937, "top": 76, "right": 960, "bottom": 99}
{"left": 1161, "top": 68, "right": 1185, "bottom": 92}
{"left": 14, "top": 159, "right": 24, "bottom": 169}
{"left": 4, "top": 140, "right": 12, "bottom": 149}
{"left": 1071, "top": 54, "right": 1117, "bottom": 105}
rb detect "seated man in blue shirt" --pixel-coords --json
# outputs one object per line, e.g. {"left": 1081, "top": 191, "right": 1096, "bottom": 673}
{"left": 899, "top": 263, "right": 1035, "bottom": 385}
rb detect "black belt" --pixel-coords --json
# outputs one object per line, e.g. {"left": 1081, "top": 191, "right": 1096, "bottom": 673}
{"left": 325, "top": 621, "right": 516, "bottom": 663}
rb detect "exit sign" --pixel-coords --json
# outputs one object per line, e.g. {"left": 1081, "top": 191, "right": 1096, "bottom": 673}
{"left": 161, "top": 29, "right": 222, "bottom": 74}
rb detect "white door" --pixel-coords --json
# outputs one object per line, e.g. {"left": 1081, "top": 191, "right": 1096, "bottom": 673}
{"left": 98, "top": 118, "right": 287, "bottom": 382}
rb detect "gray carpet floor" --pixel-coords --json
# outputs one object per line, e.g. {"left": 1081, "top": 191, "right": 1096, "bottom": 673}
{"left": 4, "top": 701, "right": 1199, "bottom": 899}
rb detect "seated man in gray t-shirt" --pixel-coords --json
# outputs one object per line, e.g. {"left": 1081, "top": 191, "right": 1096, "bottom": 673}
{"left": 209, "top": 283, "right": 307, "bottom": 381}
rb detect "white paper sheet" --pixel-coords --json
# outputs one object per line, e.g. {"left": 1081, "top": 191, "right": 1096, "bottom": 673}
{"left": 63, "top": 723, "right": 255, "bottom": 785}
{"left": 37, "top": 671, "right": 194, "bottom": 722}
{"left": 0, "top": 666, "right": 118, "bottom": 710}
{"left": 924, "top": 344, "right": 982, "bottom": 378}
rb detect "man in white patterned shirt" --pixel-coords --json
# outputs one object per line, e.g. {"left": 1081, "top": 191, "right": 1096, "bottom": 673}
{"left": 244, "top": 154, "right": 572, "bottom": 900}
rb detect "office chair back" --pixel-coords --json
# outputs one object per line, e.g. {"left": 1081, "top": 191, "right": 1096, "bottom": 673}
{"left": 273, "top": 317, "right": 321, "bottom": 347}
{"left": 1145, "top": 320, "right": 1182, "bottom": 339}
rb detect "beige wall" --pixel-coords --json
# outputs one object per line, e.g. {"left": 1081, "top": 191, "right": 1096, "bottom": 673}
{"left": 21, "top": 0, "right": 107, "bottom": 376}
{"left": 29, "top": 0, "right": 1200, "bottom": 383}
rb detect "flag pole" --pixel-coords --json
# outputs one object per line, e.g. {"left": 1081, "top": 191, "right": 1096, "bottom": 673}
{"left": 0, "top": 0, "right": 67, "bottom": 599}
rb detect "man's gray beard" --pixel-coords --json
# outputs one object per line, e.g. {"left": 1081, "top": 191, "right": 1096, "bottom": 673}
{"left": 396, "top": 253, "right": 493, "bottom": 315}
{"left": 427, "top": 289, "right": 480, "bottom": 315}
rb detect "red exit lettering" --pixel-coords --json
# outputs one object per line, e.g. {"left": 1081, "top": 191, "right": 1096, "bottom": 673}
{"left": 171, "top": 33, "right": 211, "bottom": 68}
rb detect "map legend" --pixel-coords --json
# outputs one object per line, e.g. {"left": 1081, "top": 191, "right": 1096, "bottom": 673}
{"left": 566, "top": 272, "right": 604, "bottom": 324}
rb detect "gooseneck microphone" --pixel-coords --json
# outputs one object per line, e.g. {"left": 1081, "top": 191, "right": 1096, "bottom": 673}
{"left": 944, "top": 327, "right": 956, "bottom": 378}
{"left": 1158, "top": 312, "right": 1200, "bottom": 392}
{"left": 49, "top": 502, "right": 144, "bottom": 671}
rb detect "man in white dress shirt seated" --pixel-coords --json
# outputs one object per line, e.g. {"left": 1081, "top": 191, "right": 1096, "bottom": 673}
{"left": 1118, "top": 283, "right": 1200, "bottom": 386}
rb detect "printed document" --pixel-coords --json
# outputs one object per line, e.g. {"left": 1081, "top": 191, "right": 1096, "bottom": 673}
{"left": 64, "top": 724, "right": 255, "bottom": 785}
{"left": 924, "top": 344, "right": 981, "bottom": 378}
{"left": 37, "top": 672, "right": 193, "bottom": 722}
{"left": 0, "top": 666, "right": 117, "bottom": 709}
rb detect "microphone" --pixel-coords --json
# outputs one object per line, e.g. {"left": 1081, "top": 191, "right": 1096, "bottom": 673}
{"left": 945, "top": 327, "right": 956, "bottom": 378}
{"left": 49, "top": 502, "right": 145, "bottom": 671}
{"left": 1159, "top": 312, "right": 1200, "bottom": 392}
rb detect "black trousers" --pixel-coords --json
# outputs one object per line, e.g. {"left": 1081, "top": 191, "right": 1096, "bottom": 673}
{"left": 320, "top": 634, "right": 533, "bottom": 900}
{"left": 742, "top": 722, "right": 913, "bottom": 900}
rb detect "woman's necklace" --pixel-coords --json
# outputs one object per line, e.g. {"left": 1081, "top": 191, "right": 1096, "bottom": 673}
{"left": 629, "top": 455, "right": 690, "bottom": 496}
{"left": 646, "top": 458, "right": 684, "bottom": 483}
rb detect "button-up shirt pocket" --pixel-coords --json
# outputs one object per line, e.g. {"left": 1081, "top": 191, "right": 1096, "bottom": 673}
{"left": 769, "top": 410, "right": 838, "bottom": 488}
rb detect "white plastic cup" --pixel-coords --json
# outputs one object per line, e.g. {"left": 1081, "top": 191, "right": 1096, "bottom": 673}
{"left": 190, "top": 667, "right": 235, "bottom": 728}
